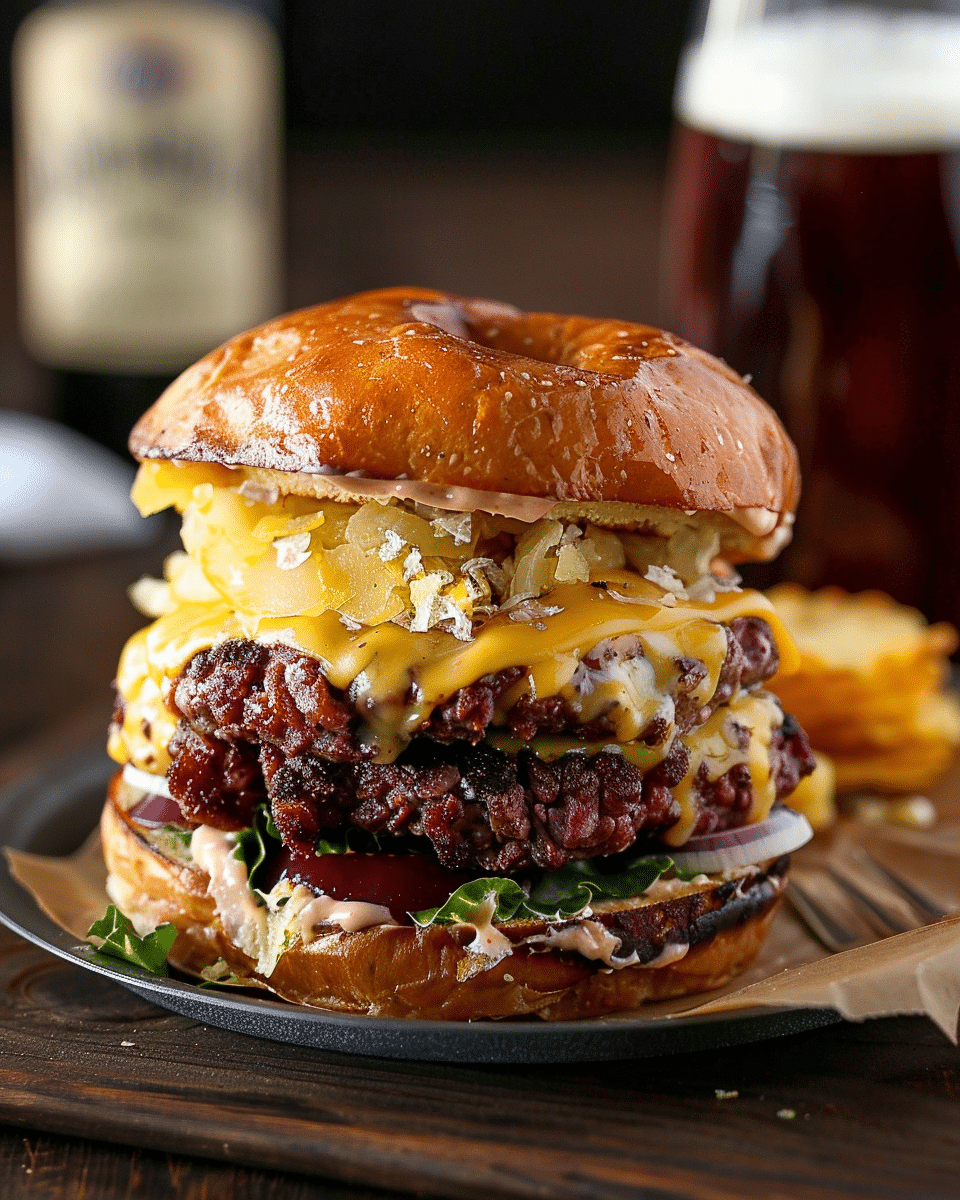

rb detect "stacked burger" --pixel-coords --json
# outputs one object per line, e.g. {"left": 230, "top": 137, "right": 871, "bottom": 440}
{"left": 102, "top": 287, "right": 816, "bottom": 1020}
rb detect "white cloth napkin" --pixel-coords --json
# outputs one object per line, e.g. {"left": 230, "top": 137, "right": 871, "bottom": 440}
{"left": 0, "top": 411, "right": 158, "bottom": 561}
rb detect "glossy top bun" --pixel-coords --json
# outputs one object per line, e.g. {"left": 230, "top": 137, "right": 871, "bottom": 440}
{"left": 130, "top": 287, "right": 799, "bottom": 556}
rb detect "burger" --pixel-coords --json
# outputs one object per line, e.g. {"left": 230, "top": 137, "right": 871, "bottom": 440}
{"left": 99, "top": 286, "right": 816, "bottom": 1021}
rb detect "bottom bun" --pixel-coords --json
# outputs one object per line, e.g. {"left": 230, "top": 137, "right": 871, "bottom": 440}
{"left": 100, "top": 776, "right": 787, "bottom": 1021}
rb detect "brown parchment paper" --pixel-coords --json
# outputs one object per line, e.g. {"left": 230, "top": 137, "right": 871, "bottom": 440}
{"left": 7, "top": 830, "right": 109, "bottom": 943}
{"left": 7, "top": 769, "right": 960, "bottom": 1038}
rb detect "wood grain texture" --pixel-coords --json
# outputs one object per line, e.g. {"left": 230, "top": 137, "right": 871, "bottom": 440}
{"left": 0, "top": 927, "right": 956, "bottom": 1200}
{"left": 0, "top": 1125, "right": 410, "bottom": 1200}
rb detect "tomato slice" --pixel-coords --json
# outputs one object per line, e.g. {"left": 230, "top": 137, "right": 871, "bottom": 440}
{"left": 264, "top": 845, "right": 475, "bottom": 924}
{"left": 130, "top": 792, "right": 476, "bottom": 923}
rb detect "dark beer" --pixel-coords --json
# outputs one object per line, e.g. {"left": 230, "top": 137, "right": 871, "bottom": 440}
{"left": 664, "top": 13, "right": 960, "bottom": 627}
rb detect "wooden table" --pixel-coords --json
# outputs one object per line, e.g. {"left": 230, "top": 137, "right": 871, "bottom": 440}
{"left": 1, "top": 146, "right": 959, "bottom": 1199}
{"left": 0, "top": 911, "right": 957, "bottom": 1200}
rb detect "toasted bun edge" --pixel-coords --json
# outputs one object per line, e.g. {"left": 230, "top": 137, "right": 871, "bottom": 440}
{"left": 100, "top": 778, "right": 786, "bottom": 1021}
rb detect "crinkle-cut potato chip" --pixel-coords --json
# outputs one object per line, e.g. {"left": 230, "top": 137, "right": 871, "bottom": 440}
{"left": 831, "top": 738, "right": 957, "bottom": 793}
{"left": 767, "top": 584, "right": 957, "bottom": 671}
{"left": 766, "top": 584, "right": 960, "bottom": 796}
{"left": 781, "top": 680, "right": 955, "bottom": 754}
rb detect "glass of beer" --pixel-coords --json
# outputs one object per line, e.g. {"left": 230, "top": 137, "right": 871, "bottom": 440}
{"left": 663, "top": 0, "right": 960, "bottom": 626}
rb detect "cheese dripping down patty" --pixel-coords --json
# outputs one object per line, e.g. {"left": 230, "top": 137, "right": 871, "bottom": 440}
{"left": 110, "top": 463, "right": 801, "bottom": 845}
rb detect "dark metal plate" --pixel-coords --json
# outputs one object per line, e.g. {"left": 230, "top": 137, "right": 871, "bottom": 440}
{"left": 0, "top": 745, "right": 841, "bottom": 1063}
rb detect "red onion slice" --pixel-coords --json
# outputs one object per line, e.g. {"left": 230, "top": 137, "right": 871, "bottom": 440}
{"left": 122, "top": 763, "right": 173, "bottom": 800}
{"left": 129, "top": 792, "right": 189, "bottom": 828}
{"left": 667, "top": 806, "right": 813, "bottom": 875}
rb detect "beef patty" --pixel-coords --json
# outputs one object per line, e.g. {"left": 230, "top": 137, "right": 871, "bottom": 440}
{"left": 166, "top": 715, "right": 812, "bottom": 873}
{"left": 168, "top": 616, "right": 780, "bottom": 757}
{"left": 117, "top": 616, "right": 814, "bottom": 873}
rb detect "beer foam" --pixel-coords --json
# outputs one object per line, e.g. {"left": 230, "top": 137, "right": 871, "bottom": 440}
{"left": 677, "top": 10, "right": 960, "bottom": 150}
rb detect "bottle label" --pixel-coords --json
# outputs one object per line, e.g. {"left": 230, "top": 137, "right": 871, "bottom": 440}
{"left": 14, "top": 1, "right": 282, "bottom": 372}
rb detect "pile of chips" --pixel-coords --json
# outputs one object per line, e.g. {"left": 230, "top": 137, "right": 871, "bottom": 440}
{"left": 767, "top": 584, "right": 960, "bottom": 800}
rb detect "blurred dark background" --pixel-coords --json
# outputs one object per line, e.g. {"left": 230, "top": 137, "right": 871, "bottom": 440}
{"left": 0, "top": 1, "right": 693, "bottom": 144}
{"left": 283, "top": 2, "right": 690, "bottom": 139}
{"left": 0, "top": 0, "right": 696, "bottom": 423}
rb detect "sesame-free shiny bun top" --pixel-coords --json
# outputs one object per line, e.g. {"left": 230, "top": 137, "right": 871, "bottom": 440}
{"left": 129, "top": 287, "right": 800, "bottom": 560}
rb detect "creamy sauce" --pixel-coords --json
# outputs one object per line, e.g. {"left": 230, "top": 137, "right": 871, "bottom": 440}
{"left": 529, "top": 920, "right": 637, "bottom": 969}
{"left": 453, "top": 894, "right": 513, "bottom": 960}
{"left": 640, "top": 874, "right": 712, "bottom": 901}
{"left": 253, "top": 468, "right": 559, "bottom": 522}
{"left": 247, "top": 469, "right": 786, "bottom": 546}
{"left": 297, "top": 894, "right": 397, "bottom": 938}
{"left": 170, "top": 828, "right": 399, "bottom": 973}
{"left": 639, "top": 942, "right": 690, "bottom": 969}
{"left": 189, "top": 825, "right": 267, "bottom": 962}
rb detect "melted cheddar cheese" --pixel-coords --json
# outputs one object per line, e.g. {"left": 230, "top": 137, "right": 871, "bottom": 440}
{"left": 664, "top": 691, "right": 781, "bottom": 844}
{"left": 111, "top": 465, "right": 800, "bottom": 844}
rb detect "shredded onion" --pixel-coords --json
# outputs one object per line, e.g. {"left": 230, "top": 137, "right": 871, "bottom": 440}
{"left": 122, "top": 763, "right": 172, "bottom": 800}
{"left": 666, "top": 806, "right": 813, "bottom": 874}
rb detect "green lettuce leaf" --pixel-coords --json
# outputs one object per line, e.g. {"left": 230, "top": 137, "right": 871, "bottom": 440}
{"left": 87, "top": 906, "right": 178, "bottom": 975}
{"left": 233, "top": 804, "right": 281, "bottom": 892}
{"left": 527, "top": 855, "right": 675, "bottom": 915}
{"left": 315, "top": 828, "right": 434, "bottom": 856}
{"left": 316, "top": 827, "right": 385, "bottom": 855}
{"left": 413, "top": 855, "right": 675, "bottom": 928}
{"left": 161, "top": 823, "right": 193, "bottom": 848}
{"left": 414, "top": 877, "right": 531, "bottom": 927}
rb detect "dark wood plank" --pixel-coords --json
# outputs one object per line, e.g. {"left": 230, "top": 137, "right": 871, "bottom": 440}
{"left": 0, "top": 1125, "right": 414, "bottom": 1200}
{"left": 0, "top": 926, "right": 957, "bottom": 1200}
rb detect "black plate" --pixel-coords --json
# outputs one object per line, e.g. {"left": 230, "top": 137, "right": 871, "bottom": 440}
{"left": 0, "top": 746, "right": 840, "bottom": 1063}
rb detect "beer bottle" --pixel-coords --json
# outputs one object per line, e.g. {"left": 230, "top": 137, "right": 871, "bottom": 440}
{"left": 13, "top": 0, "right": 283, "bottom": 457}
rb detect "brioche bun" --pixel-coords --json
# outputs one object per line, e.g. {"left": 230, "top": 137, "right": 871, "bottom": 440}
{"left": 129, "top": 287, "right": 799, "bottom": 560}
{"left": 102, "top": 777, "right": 787, "bottom": 1022}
